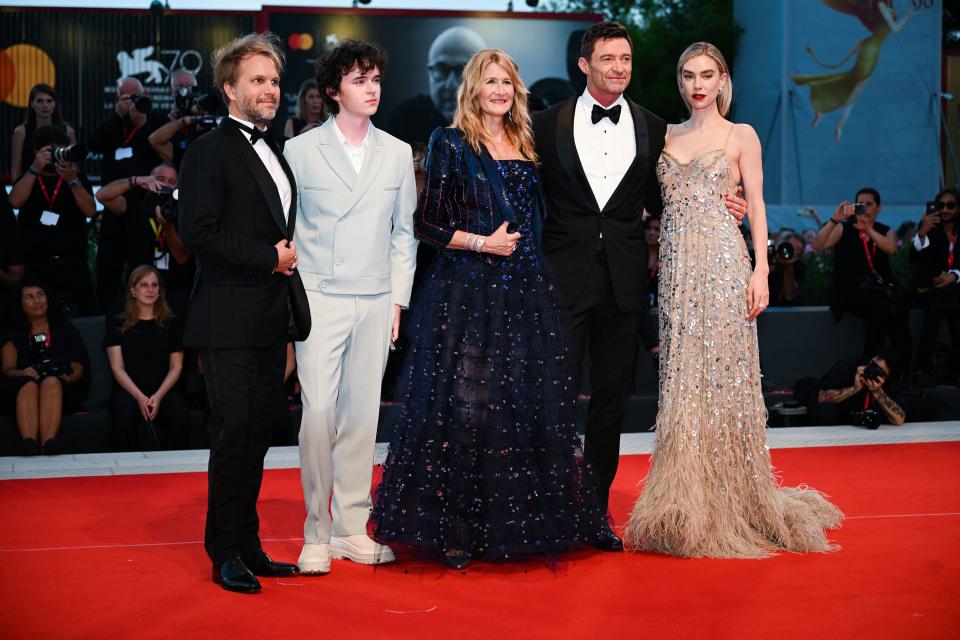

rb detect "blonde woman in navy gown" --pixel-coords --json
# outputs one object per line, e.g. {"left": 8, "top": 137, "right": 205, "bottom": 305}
{"left": 624, "top": 42, "right": 843, "bottom": 558}
{"left": 372, "top": 49, "right": 607, "bottom": 569}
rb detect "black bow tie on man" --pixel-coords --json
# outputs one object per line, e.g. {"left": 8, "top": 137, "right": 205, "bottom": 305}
{"left": 230, "top": 118, "right": 274, "bottom": 149}
{"left": 591, "top": 103, "right": 622, "bottom": 125}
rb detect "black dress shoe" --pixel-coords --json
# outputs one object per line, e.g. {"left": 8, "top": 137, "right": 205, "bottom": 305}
{"left": 592, "top": 524, "right": 624, "bottom": 551}
{"left": 241, "top": 549, "right": 299, "bottom": 577}
{"left": 41, "top": 438, "right": 61, "bottom": 456}
{"left": 18, "top": 437, "right": 38, "bottom": 456}
{"left": 212, "top": 556, "right": 261, "bottom": 593}
{"left": 444, "top": 551, "right": 470, "bottom": 570}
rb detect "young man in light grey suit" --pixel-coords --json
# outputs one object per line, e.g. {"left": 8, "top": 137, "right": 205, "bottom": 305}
{"left": 283, "top": 40, "right": 417, "bottom": 574}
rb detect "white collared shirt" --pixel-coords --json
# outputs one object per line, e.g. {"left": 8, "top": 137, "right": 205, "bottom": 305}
{"left": 228, "top": 115, "right": 291, "bottom": 221}
{"left": 332, "top": 116, "right": 372, "bottom": 174}
{"left": 573, "top": 89, "right": 636, "bottom": 211}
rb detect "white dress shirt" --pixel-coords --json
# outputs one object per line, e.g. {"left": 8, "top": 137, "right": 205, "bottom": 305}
{"left": 573, "top": 89, "right": 636, "bottom": 211}
{"left": 228, "top": 115, "right": 291, "bottom": 221}
{"left": 332, "top": 116, "right": 372, "bottom": 174}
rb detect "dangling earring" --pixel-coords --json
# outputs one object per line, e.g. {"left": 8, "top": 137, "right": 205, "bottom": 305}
{"left": 506, "top": 109, "right": 513, "bottom": 122}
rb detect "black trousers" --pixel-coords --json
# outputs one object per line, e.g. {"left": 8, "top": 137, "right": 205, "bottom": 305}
{"left": 200, "top": 344, "right": 286, "bottom": 564}
{"left": 915, "top": 287, "right": 960, "bottom": 373}
{"left": 564, "top": 253, "right": 641, "bottom": 514}
{"left": 96, "top": 214, "right": 126, "bottom": 314}
{"left": 110, "top": 387, "right": 189, "bottom": 452}
{"left": 844, "top": 287, "right": 912, "bottom": 371}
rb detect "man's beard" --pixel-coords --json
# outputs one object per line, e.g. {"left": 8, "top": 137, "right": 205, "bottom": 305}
{"left": 239, "top": 95, "right": 277, "bottom": 127}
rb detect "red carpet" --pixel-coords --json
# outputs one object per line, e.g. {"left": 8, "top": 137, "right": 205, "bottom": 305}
{"left": 1, "top": 442, "right": 958, "bottom": 639}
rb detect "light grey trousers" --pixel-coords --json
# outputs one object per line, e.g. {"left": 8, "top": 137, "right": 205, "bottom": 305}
{"left": 297, "top": 290, "right": 392, "bottom": 544}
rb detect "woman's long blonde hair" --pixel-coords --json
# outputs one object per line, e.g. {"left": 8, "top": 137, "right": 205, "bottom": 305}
{"left": 676, "top": 42, "right": 733, "bottom": 117}
{"left": 452, "top": 49, "right": 538, "bottom": 163}
{"left": 119, "top": 265, "right": 173, "bottom": 333}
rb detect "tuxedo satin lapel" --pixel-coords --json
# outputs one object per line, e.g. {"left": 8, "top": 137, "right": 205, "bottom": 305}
{"left": 220, "top": 122, "right": 287, "bottom": 236}
{"left": 555, "top": 98, "right": 599, "bottom": 213}
{"left": 343, "top": 128, "right": 385, "bottom": 215}
{"left": 603, "top": 99, "right": 650, "bottom": 214}
{"left": 316, "top": 120, "right": 357, "bottom": 192}
{"left": 276, "top": 151, "right": 297, "bottom": 240}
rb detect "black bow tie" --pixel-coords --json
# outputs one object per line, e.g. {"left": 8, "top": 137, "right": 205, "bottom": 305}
{"left": 591, "top": 103, "right": 622, "bottom": 125}
{"left": 231, "top": 119, "right": 271, "bottom": 146}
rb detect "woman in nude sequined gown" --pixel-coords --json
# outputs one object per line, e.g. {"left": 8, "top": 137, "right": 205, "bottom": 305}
{"left": 624, "top": 43, "right": 843, "bottom": 558}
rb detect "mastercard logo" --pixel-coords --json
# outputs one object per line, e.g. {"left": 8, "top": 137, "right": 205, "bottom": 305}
{"left": 287, "top": 33, "right": 315, "bottom": 51}
{"left": 0, "top": 44, "right": 56, "bottom": 109}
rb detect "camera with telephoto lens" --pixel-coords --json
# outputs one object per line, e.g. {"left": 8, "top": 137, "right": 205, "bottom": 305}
{"left": 28, "top": 333, "right": 70, "bottom": 378}
{"left": 850, "top": 408, "right": 881, "bottom": 429}
{"left": 128, "top": 93, "right": 152, "bottom": 113}
{"left": 862, "top": 360, "right": 885, "bottom": 383}
{"left": 145, "top": 187, "right": 178, "bottom": 225}
{"left": 174, "top": 86, "right": 222, "bottom": 120}
{"left": 775, "top": 241, "right": 796, "bottom": 261}
{"left": 49, "top": 143, "right": 87, "bottom": 166}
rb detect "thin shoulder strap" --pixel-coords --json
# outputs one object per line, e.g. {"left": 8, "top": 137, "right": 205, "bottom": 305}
{"left": 665, "top": 123, "right": 674, "bottom": 141}
{"left": 722, "top": 123, "right": 736, "bottom": 150}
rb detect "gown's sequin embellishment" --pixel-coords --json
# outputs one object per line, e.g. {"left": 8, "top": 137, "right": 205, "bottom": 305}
{"left": 372, "top": 160, "right": 607, "bottom": 559}
{"left": 623, "top": 149, "right": 843, "bottom": 558}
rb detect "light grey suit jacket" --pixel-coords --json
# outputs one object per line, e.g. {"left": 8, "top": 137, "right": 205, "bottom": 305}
{"left": 283, "top": 118, "right": 418, "bottom": 307}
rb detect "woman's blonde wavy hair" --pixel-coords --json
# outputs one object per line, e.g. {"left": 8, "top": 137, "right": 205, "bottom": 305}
{"left": 676, "top": 42, "right": 733, "bottom": 118}
{"left": 452, "top": 49, "right": 538, "bottom": 164}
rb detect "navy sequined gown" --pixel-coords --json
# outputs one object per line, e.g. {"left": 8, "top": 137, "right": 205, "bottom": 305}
{"left": 372, "top": 128, "right": 607, "bottom": 560}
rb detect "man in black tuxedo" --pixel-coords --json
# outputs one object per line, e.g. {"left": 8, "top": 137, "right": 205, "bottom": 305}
{"left": 179, "top": 32, "right": 309, "bottom": 594}
{"left": 533, "top": 21, "right": 745, "bottom": 549}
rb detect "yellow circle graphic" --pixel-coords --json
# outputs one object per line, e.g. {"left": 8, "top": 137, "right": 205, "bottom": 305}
{"left": 299, "top": 34, "right": 314, "bottom": 51}
{"left": 0, "top": 44, "right": 56, "bottom": 109}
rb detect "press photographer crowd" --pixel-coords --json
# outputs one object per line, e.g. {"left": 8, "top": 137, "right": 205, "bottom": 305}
{"left": 1, "top": 77, "right": 958, "bottom": 456}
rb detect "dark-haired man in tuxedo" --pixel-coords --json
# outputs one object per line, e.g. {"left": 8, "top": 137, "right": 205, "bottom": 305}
{"left": 533, "top": 21, "right": 746, "bottom": 549}
{"left": 179, "top": 32, "right": 309, "bottom": 593}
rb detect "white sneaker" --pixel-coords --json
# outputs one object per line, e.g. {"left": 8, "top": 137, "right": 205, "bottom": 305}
{"left": 297, "top": 543, "right": 331, "bottom": 575}
{"left": 329, "top": 535, "right": 396, "bottom": 565}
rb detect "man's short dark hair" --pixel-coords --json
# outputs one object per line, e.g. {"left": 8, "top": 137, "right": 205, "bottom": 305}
{"left": 315, "top": 39, "right": 389, "bottom": 114}
{"left": 856, "top": 187, "right": 882, "bottom": 206}
{"left": 580, "top": 21, "right": 633, "bottom": 61}
{"left": 33, "top": 125, "right": 70, "bottom": 151}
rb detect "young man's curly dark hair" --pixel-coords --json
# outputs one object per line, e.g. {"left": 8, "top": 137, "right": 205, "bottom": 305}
{"left": 315, "top": 39, "right": 390, "bottom": 114}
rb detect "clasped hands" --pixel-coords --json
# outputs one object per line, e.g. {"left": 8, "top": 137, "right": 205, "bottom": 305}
{"left": 274, "top": 240, "right": 298, "bottom": 276}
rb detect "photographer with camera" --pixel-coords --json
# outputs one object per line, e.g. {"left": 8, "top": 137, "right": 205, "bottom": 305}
{"left": 1, "top": 278, "right": 89, "bottom": 455}
{"left": 800, "top": 348, "right": 905, "bottom": 428}
{"left": 768, "top": 231, "right": 806, "bottom": 306}
{"left": 105, "top": 265, "right": 188, "bottom": 451}
{"left": 811, "top": 187, "right": 911, "bottom": 372}
{"left": 910, "top": 187, "right": 960, "bottom": 386}
{"left": 148, "top": 70, "right": 221, "bottom": 171}
{"left": 8, "top": 126, "right": 96, "bottom": 316}
{"left": 95, "top": 163, "right": 193, "bottom": 319}
{"left": 10, "top": 83, "right": 76, "bottom": 181}
{"left": 90, "top": 77, "right": 167, "bottom": 313}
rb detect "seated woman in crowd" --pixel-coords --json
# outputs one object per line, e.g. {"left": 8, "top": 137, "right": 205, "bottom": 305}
{"left": 1, "top": 278, "right": 89, "bottom": 455}
{"left": 105, "top": 265, "right": 188, "bottom": 451}
{"left": 910, "top": 187, "right": 960, "bottom": 386}
{"left": 10, "top": 83, "right": 76, "bottom": 181}
{"left": 811, "top": 187, "right": 911, "bottom": 373}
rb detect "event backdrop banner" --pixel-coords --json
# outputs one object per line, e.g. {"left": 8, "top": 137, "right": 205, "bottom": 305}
{"left": 734, "top": 0, "right": 943, "bottom": 208}
{"left": 0, "top": 9, "right": 255, "bottom": 180}
{"left": 265, "top": 9, "right": 598, "bottom": 147}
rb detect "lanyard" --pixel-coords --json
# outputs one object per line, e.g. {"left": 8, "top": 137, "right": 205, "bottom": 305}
{"left": 648, "top": 258, "right": 659, "bottom": 284}
{"left": 948, "top": 230, "right": 957, "bottom": 269}
{"left": 121, "top": 125, "right": 139, "bottom": 147}
{"left": 859, "top": 232, "right": 876, "bottom": 272}
{"left": 148, "top": 218, "right": 166, "bottom": 250}
{"left": 37, "top": 176, "right": 64, "bottom": 209}
{"left": 863, "top": 391, "right": 872, "bottom": 410}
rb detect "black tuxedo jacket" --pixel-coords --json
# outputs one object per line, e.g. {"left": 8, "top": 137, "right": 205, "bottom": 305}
{"left": 179, "top": 118, "right": 309, "bottom": 348}
{"left": 533, "top": 97, "right": 666, "bottom": 313}
{"left": 909, "top": 225, "right": 960, "bottom": 287}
